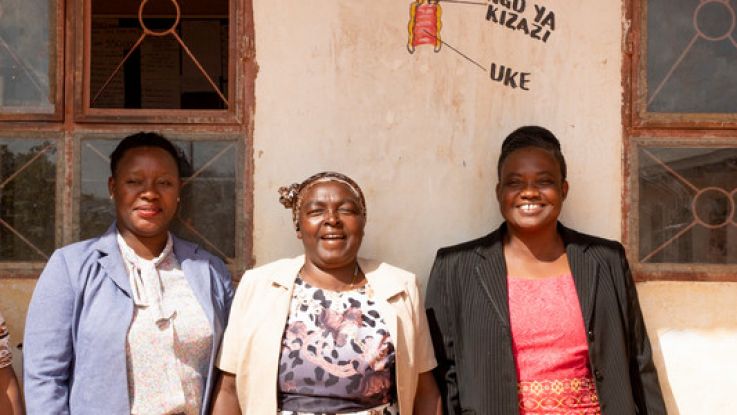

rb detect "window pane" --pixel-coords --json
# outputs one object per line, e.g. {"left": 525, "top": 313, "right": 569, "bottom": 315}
{"left": 0, "top": 139, "right": 57, "bottom": 261}
{"left": 0, "top": 0, "right": 56, "bottom": 113}
{"left": 646, "top": 0, "right": 737, "bottom": 113}
{"left": 175, "top": 141, "right": 236, "bottom": 260}
{"left": 79, "top": 140, "right": 117, "bottom": 240}
{"left": 90, "top": 0, "right": 229, "bottom": 109}
{"left": 79, "top": 137, "right": 236, "bottom": 262}
{"left": 638, "top": 145, "right": 737, "bottom": 263}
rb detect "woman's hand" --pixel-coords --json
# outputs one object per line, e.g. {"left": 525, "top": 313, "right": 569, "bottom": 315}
{"left": 413, "top": 371, "right": 442, "bottom": 415}
{"left": 210, "top": 371, "right": 241, "bottom": 415}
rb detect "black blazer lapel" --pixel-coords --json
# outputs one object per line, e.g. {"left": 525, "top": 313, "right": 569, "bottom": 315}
{"left": 472, "top": 223, "right": 600, "bottom": 330}
{"left": 473, "top": 225, "right": 511, "bottom": 328}
{"left": 561, "top": 225, "right": 599, "bottom": 330}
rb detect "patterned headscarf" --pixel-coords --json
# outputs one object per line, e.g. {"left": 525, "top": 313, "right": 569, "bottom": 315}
{"left": 278, "top": 172, "right": 367, "bottom": 230}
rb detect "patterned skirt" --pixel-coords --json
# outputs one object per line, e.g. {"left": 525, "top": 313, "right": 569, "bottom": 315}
{"left": 518, "top": 375, "right": 601, "bottom": 415}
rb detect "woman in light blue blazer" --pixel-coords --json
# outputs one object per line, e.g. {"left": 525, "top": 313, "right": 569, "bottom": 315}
{"left": 23, "top": 132, "right": 234, "bottom": 415}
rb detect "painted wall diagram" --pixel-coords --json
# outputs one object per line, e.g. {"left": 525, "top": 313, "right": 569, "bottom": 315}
{"left": 407, "top": 0, "right": 443, "bottom": 53}
{"left": 407, "top": 0, "right": 556, "bottom": 91}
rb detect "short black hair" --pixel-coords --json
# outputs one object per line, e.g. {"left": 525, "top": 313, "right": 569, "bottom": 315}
{"left": 110, "top": 132, "right": 187, "bottom": 177}
{"left": 497, "top": 126, "right": 567, "bottom": 181}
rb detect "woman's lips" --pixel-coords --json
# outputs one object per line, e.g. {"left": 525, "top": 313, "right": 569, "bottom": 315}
{"left": 320, "top": 234, "right": 346, "bottom": 245}
{"left": 135, "top": 206, "right": 161, "bottom": 219}
{"left": 321, "top": 234, "right": 346, "bottom": 240}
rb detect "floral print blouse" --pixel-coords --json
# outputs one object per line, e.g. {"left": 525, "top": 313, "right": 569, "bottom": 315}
{"left": 0, "top": 312, "right": 11, "bottom": 369}
{"left": 118, "top": 233, "right": 213, "bottom": 415}
{"left": 277, "top": 275, "right": 397, "bottom": 414}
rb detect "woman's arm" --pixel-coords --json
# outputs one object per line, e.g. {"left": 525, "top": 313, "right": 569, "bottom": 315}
{"left": 425, "top": 251, "right": 461, "bottom": 414}
{"left": 23, "top": 251, "right": 75, "bottom": 415}
{"left": 0, "top": 315, "right": 22, "bottom": 414}
{"left": 413, "top": 371, "right": 441, "bottom": 415}
{"left": 0, "top": 366, "right": 24, "bottom": 415}
{"left": 210, "top": 371, "right": 241, "bottom": 415}
{"left": 618, "top": 245, "right": 667, "bottom": 415}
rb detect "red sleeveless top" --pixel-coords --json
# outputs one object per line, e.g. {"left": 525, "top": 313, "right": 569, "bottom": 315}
{"left": 507, "top": 274, "right": 601, "bottom": 415}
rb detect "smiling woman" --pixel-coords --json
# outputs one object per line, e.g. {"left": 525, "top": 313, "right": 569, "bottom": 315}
{"left": 212, "top": 172, "right": 442, "bottom": 415}
{"left": 109, "top": 144, "right": 182, "bottom": 254}
{"left": 23, "top": 132, "right": 234, "bottom": 415}
{"left": 426, "top": 126, "right": 667, "bottom": 414}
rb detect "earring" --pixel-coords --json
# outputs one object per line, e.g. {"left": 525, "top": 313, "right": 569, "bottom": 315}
{"left": 177, "top": 197, "right": 181, "bottom": 203}
{"left": 110, "top": 194, "right": 114, "bottom": 200}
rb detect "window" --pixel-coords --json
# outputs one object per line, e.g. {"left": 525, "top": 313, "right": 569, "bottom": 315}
{"left": 0, "top": 0, "right": 63, "bottom": 120}
{"left": 88, "top": 0, "right": 229, "bottom": 110}
{"left": 0, "top": 0, "right": 255, "bottom": 278}
{"left": 0, "top": 135, "right": 60, "bottom": 265}
{"left": 76, "top": 0, "right": 241, "bottom": 123}
{"left": 625, "top": 0, "right": 737, "bottom": 281}
{"left": 77, "top": 134, "right": 243, "bottom": 267}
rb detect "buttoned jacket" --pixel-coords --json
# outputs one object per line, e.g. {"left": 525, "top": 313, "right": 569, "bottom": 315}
{"left": 217, "top": 255, "right": 437, "bottom": 414}
{"left": 425, "top": 223, "right": 667, "bottom": 415}
{"left": 23, "top": 224, "right": 234, "bottom": 415}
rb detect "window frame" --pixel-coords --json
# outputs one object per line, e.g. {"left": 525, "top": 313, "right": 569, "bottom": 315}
{"left": 630, "top": 0, "right": 737, "bottom": 129}
{"left": 0, "top": 128, "right": 64, "bottom": 274}
{"left": 71, "top": 129, "right": 249, "bottom": 277}
{"left": 624, "top": 133, "right": 737, "bottom": 282}
{"left": 72, "top": 0, "right": 245, "bottom": 124}
{"left": 624, "top": 0, "right": 737, "bottom": 281}
{"left": 0, "top": 0, "right": 256, "bottom": 279}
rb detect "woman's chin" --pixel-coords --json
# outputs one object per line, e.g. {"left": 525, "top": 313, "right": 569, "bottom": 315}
{"left": 121, "top": 222, "right": 170, "bottom": 240}
{"left": 309, "top": 253, "right": 358, "bottom": 270}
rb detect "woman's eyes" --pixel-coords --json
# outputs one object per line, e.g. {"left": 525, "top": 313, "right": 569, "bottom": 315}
{"left": 124, "top": 178, "right": 174, "bottom": 186}
{"left": 305, "top": 206, "right": 359, "bottom": 216}
{"left": 504, "top": 178, "right": 555, "bottom": 187}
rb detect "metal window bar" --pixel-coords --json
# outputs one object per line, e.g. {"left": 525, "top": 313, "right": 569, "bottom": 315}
{"left": 639, "top": 148, "right": 737, "bottom": 262}
{"left": 647, "top": 0, "right": 737, "bottom": 107}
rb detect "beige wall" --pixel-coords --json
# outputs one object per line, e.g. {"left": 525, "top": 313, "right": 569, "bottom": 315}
{"left": 251, "top": 0, "right": 623, "bottom": 272}
{"left": 1, "top": 0, "right": 736, "bottom": 412}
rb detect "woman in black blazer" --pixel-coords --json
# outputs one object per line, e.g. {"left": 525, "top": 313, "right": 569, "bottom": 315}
{"left": 425, "top": 126, "right": 666, "bottom": 415}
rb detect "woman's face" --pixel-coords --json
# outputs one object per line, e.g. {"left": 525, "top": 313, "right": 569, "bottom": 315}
{"left": 297, "top": 181, "right": 365, "bottom": 271}
{"left": 108, "top": 146, "right": 181, "bottom": 241}
{"left": 496, "top": 146, "right": 568, "bottom": 235}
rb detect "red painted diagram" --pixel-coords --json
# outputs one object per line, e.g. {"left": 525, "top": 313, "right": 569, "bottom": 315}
{"left": 408, "top": 0, "right": 442, "bottom": 53}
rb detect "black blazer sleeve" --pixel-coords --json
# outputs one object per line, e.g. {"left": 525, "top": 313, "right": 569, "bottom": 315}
{"left": 425, "top": 250, "right": 462, "bottom": 415}
{"left": 617, "top": 245, "right": 667, "bottom": 414}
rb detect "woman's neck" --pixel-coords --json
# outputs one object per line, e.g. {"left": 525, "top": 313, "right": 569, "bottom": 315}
{"left": 300, "top": 260, "right": 364, "bottom": 291}
{"left": 503, "top": 226, "right": 569, "bottom": 279}
{"left": 117, "top": 227, "right": 168, "bottom": 260}
{"left": 504, "top": 227, "right": 563, "bottom": 260}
